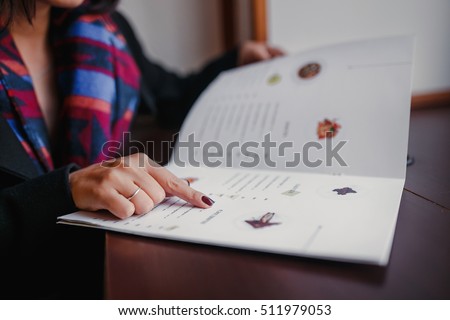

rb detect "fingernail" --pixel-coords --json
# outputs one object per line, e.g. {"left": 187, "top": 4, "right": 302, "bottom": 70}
{"left": 202, "top": 196, "right": 215, "bottom": 206}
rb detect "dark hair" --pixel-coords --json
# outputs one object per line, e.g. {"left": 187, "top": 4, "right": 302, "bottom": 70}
{"left": 0, "top": 0, "right": 119, "bottom": 29}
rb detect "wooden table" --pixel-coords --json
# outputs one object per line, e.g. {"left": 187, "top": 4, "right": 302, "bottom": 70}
{"left": 103, "top": 107, "right": 450, "bottom": 299}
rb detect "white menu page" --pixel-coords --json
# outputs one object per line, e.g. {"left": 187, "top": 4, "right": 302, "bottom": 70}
{"left": 59, "top": 37, "right": 414, "bottom": 266}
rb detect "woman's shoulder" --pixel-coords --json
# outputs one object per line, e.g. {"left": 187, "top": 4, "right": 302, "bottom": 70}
{"left": 52, "top": 7, "right": 125, "bottom": 47}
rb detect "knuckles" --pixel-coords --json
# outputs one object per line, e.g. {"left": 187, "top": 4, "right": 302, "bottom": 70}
{"left": 101, "top": 153, "right": 149, "bottom": 170}
{"left": 128, "top": 152, "right": 149, "bottom": 168}
{"left": 100, "top": 167, "right": 119, "bottom": 183}
{"left": 165, "top": 177, "right": 182, "bottom": 193}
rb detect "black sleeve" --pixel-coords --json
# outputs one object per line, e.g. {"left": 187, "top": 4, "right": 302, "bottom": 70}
{"left": 112, "top": 11, "right": 239, "bottom": 128}
{"left": 0, "top": 165, "right": 78, "bottom": 262}
{"left": 0, "top": 164, "right": 107, "bottom": 298}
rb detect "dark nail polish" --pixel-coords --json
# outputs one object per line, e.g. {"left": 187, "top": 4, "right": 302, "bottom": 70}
{"left": 202, "top": 196, "right": 215, "bottom": 206}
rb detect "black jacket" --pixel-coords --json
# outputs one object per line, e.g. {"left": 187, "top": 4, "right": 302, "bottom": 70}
{"left": 0, "top": 11, "right": 237, "bottom": 298}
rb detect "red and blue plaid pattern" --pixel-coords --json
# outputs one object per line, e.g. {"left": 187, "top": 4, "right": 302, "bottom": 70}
{"left": 0, "top": 10, "right": 141, "bottom": 174}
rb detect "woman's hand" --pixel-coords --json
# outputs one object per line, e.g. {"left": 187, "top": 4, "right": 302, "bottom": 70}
{"left": 238, "top": 41, "right": 285, "bottom": 66}
{"left": 69, "top": 153, "right": 214, "bottom": 219}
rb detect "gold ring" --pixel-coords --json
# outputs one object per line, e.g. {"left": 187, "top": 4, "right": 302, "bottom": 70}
{"left": 127, "top": 187, "right": 141, "bottom": 200}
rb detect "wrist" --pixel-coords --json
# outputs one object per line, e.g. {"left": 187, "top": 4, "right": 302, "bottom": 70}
{"left": 66, "top": 164, "right": 81, "bottom": 210}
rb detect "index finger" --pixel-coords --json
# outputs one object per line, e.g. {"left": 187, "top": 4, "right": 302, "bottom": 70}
{"left": 145, "top": 161, "right": 214, "bottom": 209}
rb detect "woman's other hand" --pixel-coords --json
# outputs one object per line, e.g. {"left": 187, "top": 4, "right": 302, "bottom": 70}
{"left": 238, "top": 41, "right": 285, "bottom": 66}
{"left": 69, "top": 153, "right": 214, "bottom": 219}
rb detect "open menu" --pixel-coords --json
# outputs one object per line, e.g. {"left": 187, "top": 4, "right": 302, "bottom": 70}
{"left": 58, "top": 37, "right": 414, "bottom": 265}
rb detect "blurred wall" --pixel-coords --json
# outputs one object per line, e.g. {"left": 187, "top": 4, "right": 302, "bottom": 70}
{"left": 118, "top": 0, "right": 224, "bottom": 74}
{"left": 235, "top": 0, "right": 253, "bottom": 44}
{"left": 268, "top": 0, "right": 450, "bottom": 94}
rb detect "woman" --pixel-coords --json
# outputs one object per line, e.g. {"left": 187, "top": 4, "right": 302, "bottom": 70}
{"left": 0, "top": 0, "right": 283, "bottom": 297}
